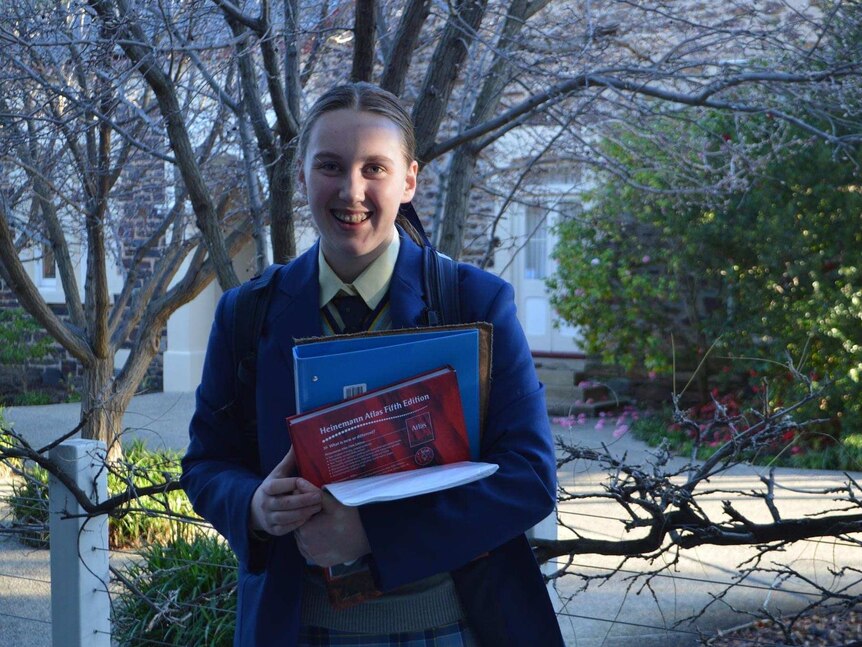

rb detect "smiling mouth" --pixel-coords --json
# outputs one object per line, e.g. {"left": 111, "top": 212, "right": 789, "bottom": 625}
{"left": 332, "top": 209, "right": 371, "bottom": 224}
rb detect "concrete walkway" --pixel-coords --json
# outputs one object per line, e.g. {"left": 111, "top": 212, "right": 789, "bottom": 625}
{"left": 1, "top": 394, "right": 860, "bottom": 646}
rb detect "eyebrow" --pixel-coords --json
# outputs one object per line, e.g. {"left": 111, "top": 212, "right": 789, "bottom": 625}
{"left": 312, "top": 152, "right": 396, "bottom": 164}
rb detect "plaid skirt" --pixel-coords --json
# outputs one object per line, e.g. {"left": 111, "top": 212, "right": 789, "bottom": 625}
{"left": 297, "top": 621, "right": 477, "bottom": 647}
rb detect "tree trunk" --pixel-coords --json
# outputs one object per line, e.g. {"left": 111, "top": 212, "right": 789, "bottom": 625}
{"left": 270, "top": 150, "right": 298, "bottom": 264}
{"left": 79, "top": 356, "right": 127, "bottom": 462}
{"left": 352, "top": 0, "right": 376, "bottom": 82}
{"left": 436, "top": 150, "right": 476, "bottom": 259}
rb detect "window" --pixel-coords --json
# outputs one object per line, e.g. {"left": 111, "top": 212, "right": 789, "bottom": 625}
{"left": 41, "top": 242, "right": 57, "bottom": 280}
{"left": 524, "top": 206, "right": 548, "bottom": 280}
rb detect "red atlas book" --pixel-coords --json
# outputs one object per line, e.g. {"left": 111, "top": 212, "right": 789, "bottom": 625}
{"left": 286, "top": 366, "right": 471, "bottom": 489}
{"left": 285, "top": 366, "right": 497, "bottom": 609}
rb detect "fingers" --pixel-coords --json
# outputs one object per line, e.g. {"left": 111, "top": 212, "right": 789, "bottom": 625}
{"left": 254, "top": 497, "right": 321, "bottom": 536}
{"left": 261, "top": 475, "right": 304, "bottom": 497}
{"left": 268, "top": 505, "right": 319, "bottom": 536}
{"left": 249, "top": 476, "right": 322, "bottom": 536}
{"left": 249, "top": 450, "right": 323, "bottom": 536}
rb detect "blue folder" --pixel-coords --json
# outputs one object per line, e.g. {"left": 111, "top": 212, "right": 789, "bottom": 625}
{"left": 293, "top": 329, "right": 481, "bottom": 459}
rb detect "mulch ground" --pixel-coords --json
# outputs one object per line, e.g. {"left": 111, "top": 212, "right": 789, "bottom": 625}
{"left": 707, "top": 605, "right": 862, "bottom": 646}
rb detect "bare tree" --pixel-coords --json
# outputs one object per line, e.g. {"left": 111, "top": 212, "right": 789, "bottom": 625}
{"left": 0, "top": 0, "right": 859, "bottom": 476}
{"left": 0, "top": 1, "right": 251, "bottom": 452}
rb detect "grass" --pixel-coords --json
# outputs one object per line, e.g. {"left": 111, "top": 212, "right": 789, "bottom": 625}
{"left": 113, "top": 533, "right": 237, "bottom": 647}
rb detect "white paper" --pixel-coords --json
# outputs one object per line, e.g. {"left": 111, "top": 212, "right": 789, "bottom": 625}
{"left": 323, "top": 461, "right": 498, "bottom": 506}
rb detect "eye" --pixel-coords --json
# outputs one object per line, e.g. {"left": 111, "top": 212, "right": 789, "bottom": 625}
{"left": 315, "top": 161, "right": 340, "bottom": 173}
{"left": 364, "top": 164, "right": 386, "bottom": 175}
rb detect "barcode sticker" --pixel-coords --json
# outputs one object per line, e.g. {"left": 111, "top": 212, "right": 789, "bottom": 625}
{"left": 343, "top": 384, "right": 367, "bottom": 399}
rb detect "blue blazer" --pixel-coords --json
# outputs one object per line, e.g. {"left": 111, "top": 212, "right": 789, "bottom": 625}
{"left": 181, "top": 231, "right": 563, "bottom": 646}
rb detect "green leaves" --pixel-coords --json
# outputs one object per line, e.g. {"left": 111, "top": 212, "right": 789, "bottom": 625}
{"left": 113, "top": 534, "right": 237, "bottom": 647}
{"left": 549, "top": 110, "right": 862, "bottom": 430}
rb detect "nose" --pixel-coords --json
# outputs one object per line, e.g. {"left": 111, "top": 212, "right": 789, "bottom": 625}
{"left": 340, "top": 170, "right": 366, "bottom": 204}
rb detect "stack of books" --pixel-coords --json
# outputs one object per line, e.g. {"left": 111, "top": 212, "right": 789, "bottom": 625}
{"left": 284, "top": 324, "right": 495, "bottom": 607}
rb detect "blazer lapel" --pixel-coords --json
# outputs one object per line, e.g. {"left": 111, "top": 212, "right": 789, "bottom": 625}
{"left": 389, "top": 230, "right": 428, "bottom": 329}
{"left": 269, "top": 243, "right": 323, "bottom": 362}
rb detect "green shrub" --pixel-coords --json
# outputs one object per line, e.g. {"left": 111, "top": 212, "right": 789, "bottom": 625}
{"left": 108, "top": 439, "right": 197, "bottom": 548}
{"left": 6, "top": 465, "right": 50, "bottom": 547}
{"left": 787, "top": 433, "right": 862, "bottom": 471}
{"left": 113, "top": 533, "right": 237, "bottom": 646}
{"left": 0, "top": 308, "right": 54, "bottom": 400}
{"left": 11, "top": 390, "right": 54, "bottom": 406}
{"left": 627, "top": 412, "right": 672, "bottom": 447}
{"left": 630, "top": 403, "right": 861, "bottom": 471}
{"left": 2, "top": 439, "right": 198, "bottom": 549}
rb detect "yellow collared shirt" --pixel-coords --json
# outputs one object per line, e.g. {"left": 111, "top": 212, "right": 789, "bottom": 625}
{"left": 318, "top": 228, "right": 399, "bottom": 332}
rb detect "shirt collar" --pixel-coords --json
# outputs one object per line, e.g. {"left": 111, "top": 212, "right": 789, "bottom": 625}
{"left": 318, "top": 228, "right": 400, "bottom": 309}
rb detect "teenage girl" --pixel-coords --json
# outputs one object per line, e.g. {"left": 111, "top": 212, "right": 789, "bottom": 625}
{"left": 182, "top": 82, "right": 563, "bottom": 647}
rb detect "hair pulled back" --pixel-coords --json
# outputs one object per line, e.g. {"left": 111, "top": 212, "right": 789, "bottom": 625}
{"left": 297, "top": 82, "right": 416, "bottom": 163}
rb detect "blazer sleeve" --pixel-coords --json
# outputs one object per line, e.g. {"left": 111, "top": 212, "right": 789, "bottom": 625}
{"left": 359, "top": 270, "right": 557, "bottom": 591}
{"left": 180, "top": 288, "right": 268, "bottom": 571}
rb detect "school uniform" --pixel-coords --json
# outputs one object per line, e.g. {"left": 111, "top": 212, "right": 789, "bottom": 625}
{"left": 181, "top": 227, "right": 563, "bottom": 646}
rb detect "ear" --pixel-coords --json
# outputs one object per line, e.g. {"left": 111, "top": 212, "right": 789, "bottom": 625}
{"left": 298, "top": 165, "right": 306, "bottom": 193}
{"left": 402, "top": 160, "right": 418, "bottom": 203}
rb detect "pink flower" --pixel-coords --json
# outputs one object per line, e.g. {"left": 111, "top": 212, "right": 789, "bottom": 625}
{"left": 648, "top": 371, "right": 657, "bottom": 381}
{"left": 642, "top": 255, "right": 651, "bottom": 263}
{"left": 613, "top": 425, "right": 629, "bottom": 439}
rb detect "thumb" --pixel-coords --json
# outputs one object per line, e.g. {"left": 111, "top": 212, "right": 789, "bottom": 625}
{"left": 271, "top": 447, "right": 297, "bottom": 478}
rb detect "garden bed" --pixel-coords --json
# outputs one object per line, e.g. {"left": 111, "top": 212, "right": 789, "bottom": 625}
{"left": 708, "top": 605, "right": 862, "bottom": 646}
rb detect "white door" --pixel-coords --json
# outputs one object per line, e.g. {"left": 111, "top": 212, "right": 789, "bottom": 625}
{"left": 516, "top": 204, "right": 583, "bottom": 355}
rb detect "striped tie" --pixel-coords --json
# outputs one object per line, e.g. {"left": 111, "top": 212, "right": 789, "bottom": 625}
{"left": 331, "top": 294, "right": 371, "bottom": 334}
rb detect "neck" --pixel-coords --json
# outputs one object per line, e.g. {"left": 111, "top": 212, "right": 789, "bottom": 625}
{"left": 323, "top": 231, "right": 395, "bottom": 283}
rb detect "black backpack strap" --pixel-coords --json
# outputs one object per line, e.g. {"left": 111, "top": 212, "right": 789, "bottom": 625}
{"left": 231, "top": 263, "right": 284, "bottom": 471}
{"left": 422, "top": 245, "right": 461, "bottom": 326}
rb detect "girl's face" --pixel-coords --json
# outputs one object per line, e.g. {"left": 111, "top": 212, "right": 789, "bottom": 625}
{"left": 299, "top": 109, "right": 418, "bottom": 282}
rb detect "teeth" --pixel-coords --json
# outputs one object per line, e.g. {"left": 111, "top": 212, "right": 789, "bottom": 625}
{"left": 332, "top": 210, "right": 370, "bottom": 224}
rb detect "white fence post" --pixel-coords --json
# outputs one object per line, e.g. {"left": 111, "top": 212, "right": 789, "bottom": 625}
{"left": 49, "top": 439, "right": 110, "bottom": 647}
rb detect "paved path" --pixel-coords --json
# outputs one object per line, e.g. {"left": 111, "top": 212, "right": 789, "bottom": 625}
{"left": 1, "top": 394, "right": 860, "bottom": 646}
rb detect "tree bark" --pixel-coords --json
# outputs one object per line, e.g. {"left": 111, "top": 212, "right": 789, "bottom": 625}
{"left": 270, "top": 152, "right": 298, "bottom": 263}
{"left": 352, "top": 0, "right": 376, "bottom": 82}
{"left": 380, "top": 0, "right": 430, "bottom": 96}
{"left": 79, "top": 354, "right": 127, "bottom": 460}
{"left": 412, "top": 0, "right": 489, "bottom": 163}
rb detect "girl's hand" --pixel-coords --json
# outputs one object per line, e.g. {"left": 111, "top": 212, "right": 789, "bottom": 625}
{"left": 293, "top": 482, "right": 371, "bottom": 567}
{"left": 249, "top": 448, "right": 322, "bottom": 536}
